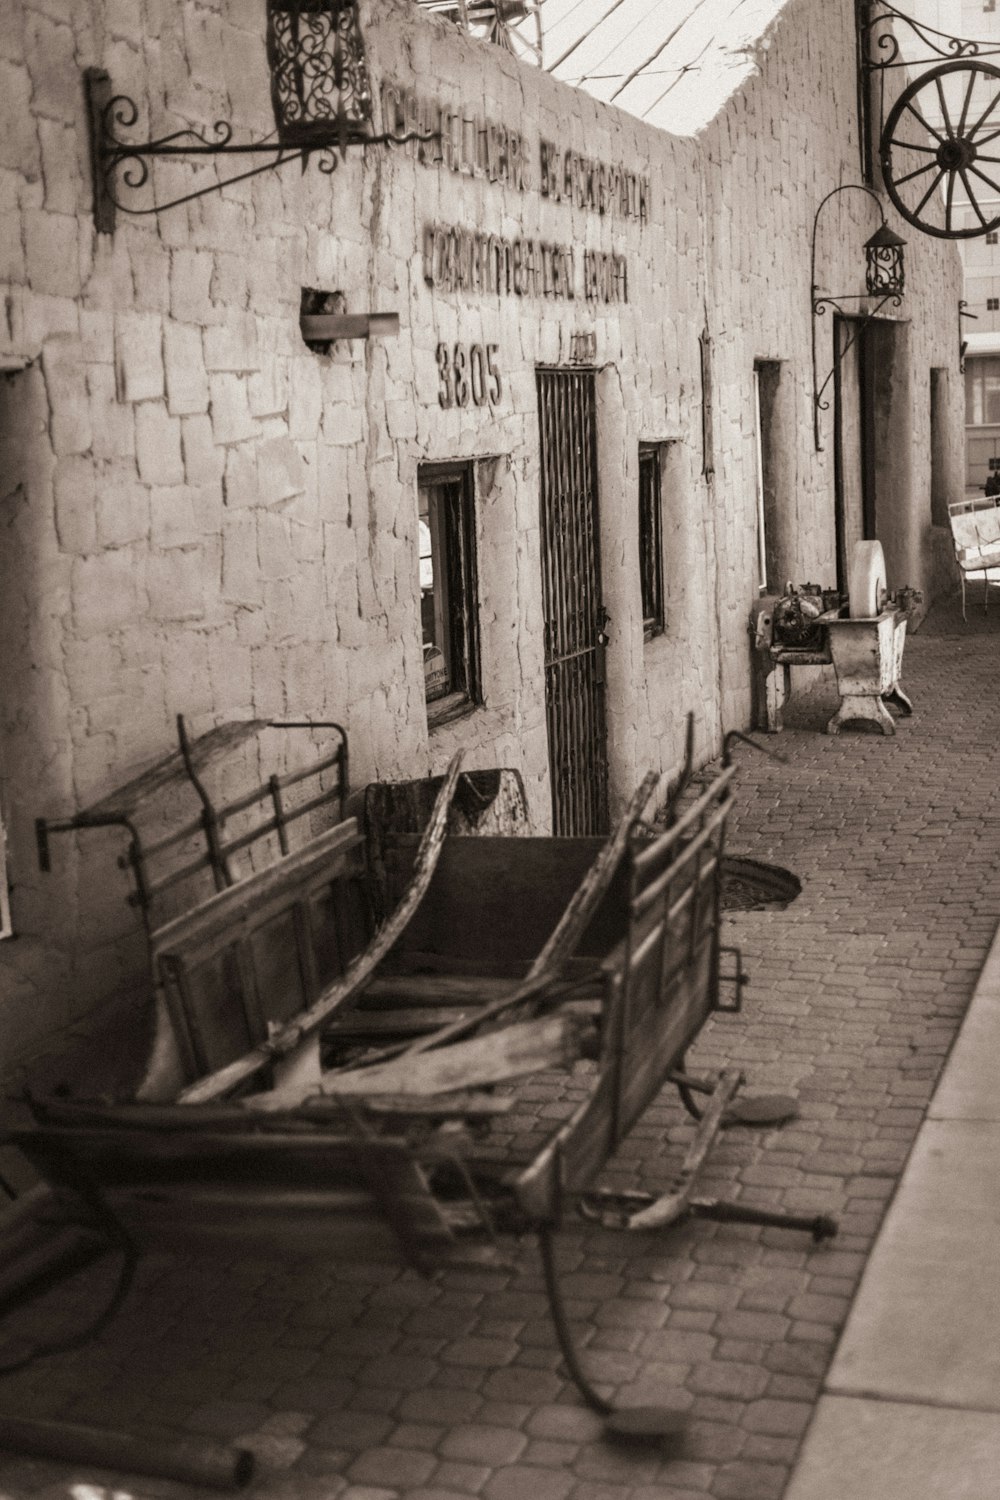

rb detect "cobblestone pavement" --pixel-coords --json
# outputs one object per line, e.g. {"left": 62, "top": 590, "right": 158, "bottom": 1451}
{"left": 1, "top": 588, "right": 999, "bottom": 1500}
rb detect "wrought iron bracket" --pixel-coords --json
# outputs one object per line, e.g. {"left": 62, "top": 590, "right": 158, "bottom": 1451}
{"left": 860, "top": 0, "right": 1000, "bottom": 75}
{"left": 84, "top": 67, "right": 436, "bottom": 228}
{"left": 859, "top": 3, "right": 1000, "bottom": 239}
{"left": 959, "top": 298, "right": 978, "bottom": 372}
{"left": 811, "top": 183, "right": 903, "bottom": 451}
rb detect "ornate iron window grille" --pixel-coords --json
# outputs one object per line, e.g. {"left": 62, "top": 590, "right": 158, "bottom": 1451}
{"left": 86, "top": 0, "right": 437, "bottom": 227}
{"left": 811, "top": 183, "right": 906, "bottom": 451}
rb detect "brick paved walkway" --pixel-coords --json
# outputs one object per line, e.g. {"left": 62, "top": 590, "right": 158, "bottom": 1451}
{"left": 1, "top": 587, "right": 999, "bottom": 1500}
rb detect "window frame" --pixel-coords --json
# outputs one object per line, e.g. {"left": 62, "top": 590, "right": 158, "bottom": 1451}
{"left": 417, "top": 460, "right": 481, "bottom": 723}
{"left": 966, "top": 356, "right": 1000, "bottom": 426}
{"left": 638, "top": 444, "right": 666, "bottom": 640}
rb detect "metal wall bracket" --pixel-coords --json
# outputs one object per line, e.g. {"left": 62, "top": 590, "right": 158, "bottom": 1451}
{"left": 811, "top": 183, "right": 904, "bottom": 450}
{"left": 859, "top": 2, "right": 1000, "bottom": 239}
{"left": 84, "top": 65, "right": 436, "bottom": 226}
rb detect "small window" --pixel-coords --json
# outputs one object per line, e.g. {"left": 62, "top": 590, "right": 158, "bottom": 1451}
{"left": 966, "top": 356, "right": 1000, "bottom": 424}
{"left": 988, "top": 232, "right": 998, "bottom": 244}
{"left": 638, "top": 445, "right": 665, "bottom": 638}
{"left": 418, "top": 462, "right": 480, "bottom": 717}
{"left": 985, "top": 0, "right": 996, "bottom": 13}
{"left": 989, "top": 298, "right": 1000, "bottom": 311}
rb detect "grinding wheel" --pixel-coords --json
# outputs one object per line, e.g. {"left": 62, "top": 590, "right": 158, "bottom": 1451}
{"left": 847, "top": 539, "right": 887, "bottom": 619}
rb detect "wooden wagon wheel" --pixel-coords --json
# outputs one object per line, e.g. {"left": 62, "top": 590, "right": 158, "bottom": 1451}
{"left": 880, "top": 59, "right": 1000, "bottom": 239}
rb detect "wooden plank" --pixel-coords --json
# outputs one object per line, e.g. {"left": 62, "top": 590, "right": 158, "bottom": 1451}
{"left": 150, "top": 819, "right": 364, "bottom": 967}
{"left": 178, "top": 755, "right": 465, "bottom": 1104}
{"left": 528, "top": 771, "right": 659, "bottom": 975}
{"left": 360, "top": 974, "right": 515, "bottom": 1006}
{"left": 358, "top": 772, "right": 658, "bottom": 1075}
{"left": 366, "top": 766, "right": 530, "bottom": 916}
{"left": 387, "top": 837, "right": 615, "bottom": 967}
{"left": 245, "top": 1014, "right": 580, "bottom": 1109}
{"left": 357, "top": 1092, "right": 514, "bottom": 1117}
{"left": 625, "top": 1069, "right": 743, "bottom": 1229}
{"left": 325, "top": 1007, "right": 474, "bottom": 1037}
{"left": 380, "top": 952, "right": 531, "bottom": 979}
{"left": 104, "top": 1196, "right": 436, "bottom": 1263}
{"left": 631, "top": 815, "right": 724, "bottom": 919}
{"left": 514, "top": 1073, "right": 616, "bottom": 1221}
{"left": 630, "top": 767, "right": 734, "bottom": 881}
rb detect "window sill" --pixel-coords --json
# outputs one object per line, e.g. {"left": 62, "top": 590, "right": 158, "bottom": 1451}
{"left": 426, "top": 691, "right": 479, "bottom": 730}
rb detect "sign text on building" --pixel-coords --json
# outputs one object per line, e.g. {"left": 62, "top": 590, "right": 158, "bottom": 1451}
{"left": 382, "top": 83, "right": 649, "bottom": 225}
{"left": 423, "top": 224, "right": 628, "bottom": 304}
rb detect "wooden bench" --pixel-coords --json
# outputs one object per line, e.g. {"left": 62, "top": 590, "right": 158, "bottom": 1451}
{"left": 949, "top": 497, "right": 1000, "bottom": 619}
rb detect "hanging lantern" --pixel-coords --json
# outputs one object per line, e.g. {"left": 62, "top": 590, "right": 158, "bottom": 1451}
{"left": 266, "top": 0, "right": 374, "bottom": 151}
{"left": 864, "top": 223, "right": 906, "bottom": 297}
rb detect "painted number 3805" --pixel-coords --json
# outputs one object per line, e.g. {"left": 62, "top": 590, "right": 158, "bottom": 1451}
{"left": 437, "top": 343, "right": 502, "bottom": 409}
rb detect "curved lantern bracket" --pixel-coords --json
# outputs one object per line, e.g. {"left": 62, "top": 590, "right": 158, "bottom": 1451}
{"left": 811, "top": 183, "right": 905, "bottom": 451}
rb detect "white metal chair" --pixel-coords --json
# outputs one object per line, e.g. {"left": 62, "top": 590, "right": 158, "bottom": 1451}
{"left": 947, "top": 497, "right": 1000, "bottom": 620}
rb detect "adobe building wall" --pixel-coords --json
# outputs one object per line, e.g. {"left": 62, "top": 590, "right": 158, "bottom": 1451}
{"left": 0, "top": 0, "right": 964, "bottom": 1080}
{"left": 699, "top": 0, "right": 966, "bottom": 733}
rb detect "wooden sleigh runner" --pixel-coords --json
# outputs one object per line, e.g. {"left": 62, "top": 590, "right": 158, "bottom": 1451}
{"left": 3, "top": 718, "right": 836, "bottom": 1440}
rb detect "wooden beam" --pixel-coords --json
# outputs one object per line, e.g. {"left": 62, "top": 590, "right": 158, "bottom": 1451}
{"left": 243, "top": 1014, "right": 580, "bottom": 1108}
{"left": 179, "top": 753, "right": 465, "bottom": 1104}
{"left": 353, "top": 770, "right": 660, "bottom": 1068}
{"left": 0, "top": 1415, "right": 253, "bottom": 1490}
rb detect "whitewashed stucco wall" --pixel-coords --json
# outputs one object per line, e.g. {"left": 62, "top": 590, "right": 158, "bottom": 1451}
{"left": 0, "top": 0, "right": 964, "bottom": 1078}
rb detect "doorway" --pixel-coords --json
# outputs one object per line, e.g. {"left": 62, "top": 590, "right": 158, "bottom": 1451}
{"left": 833, "top": 315, "right": 878, "bottom": 594}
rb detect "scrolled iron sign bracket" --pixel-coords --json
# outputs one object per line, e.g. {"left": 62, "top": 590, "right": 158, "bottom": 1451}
{"left": 860, "top": 0, "right": 1000, "bottom": 239}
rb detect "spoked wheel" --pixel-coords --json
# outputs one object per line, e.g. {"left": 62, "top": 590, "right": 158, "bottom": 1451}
{"left": 880, "top": 59, "right": 1000, "bottom": 239}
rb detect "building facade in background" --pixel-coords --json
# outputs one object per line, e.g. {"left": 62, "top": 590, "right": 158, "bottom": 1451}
{"left": 0, "top": 0, "right": 965, "bottom": 1084}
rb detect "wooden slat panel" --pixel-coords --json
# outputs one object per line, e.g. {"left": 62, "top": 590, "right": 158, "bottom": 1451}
{"left": 150, "top": 820, "right": 364, "bottom": 966}
{"left": 325, "top": 1006, "right": 474, "bottom": 1037}
{"left": 106, "top": 1186, "right": 456, "bottom": 1263}
{"left": 388, "top": 836, "right": 626, "bottom": 967}
{"left": 246, "top": 910, "right": 308, "bottom": 1031}
{"left": 253, "top": 1015, "right": 580, "bottom": 1108}
{"left": 359, "top": 974, "right": 515, "bottom": 1006}
{"left": 630, "top": 767, "right": 735, "bottom": 881}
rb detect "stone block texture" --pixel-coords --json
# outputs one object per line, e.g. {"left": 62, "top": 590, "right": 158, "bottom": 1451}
{"left": 0, "top": 0, "right": 966, "bottom": 1084}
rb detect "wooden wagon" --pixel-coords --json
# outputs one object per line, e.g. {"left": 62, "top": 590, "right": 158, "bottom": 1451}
{"left": 2, "top": 718, "right": 835, "bottom": 1438}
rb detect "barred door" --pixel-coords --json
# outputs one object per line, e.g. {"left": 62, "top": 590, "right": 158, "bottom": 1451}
{"left": 537, "top": 367, "right": 609, "bottom": 835}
